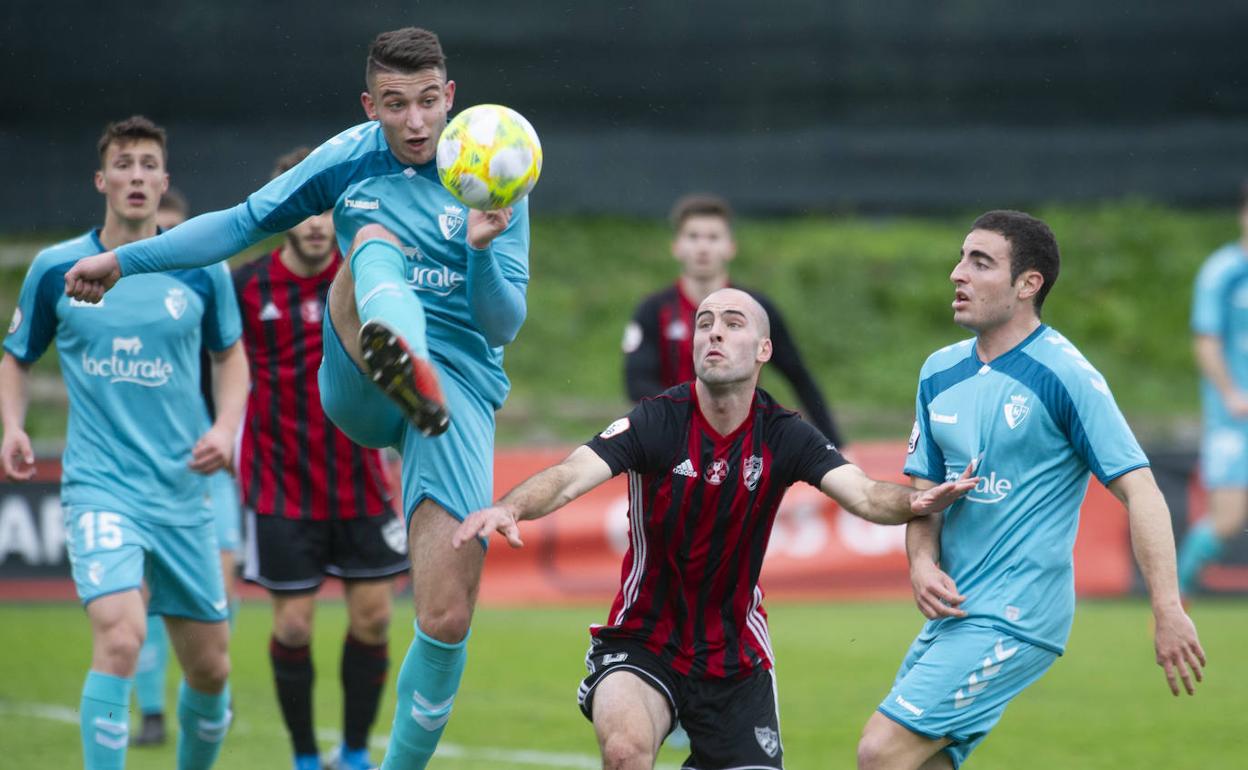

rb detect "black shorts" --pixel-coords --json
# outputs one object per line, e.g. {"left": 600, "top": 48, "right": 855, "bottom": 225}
{"left": 242, "top": 508, "right": 410, "bottom": 593}
{"left": 577, "top": 637, "right": 783, "bottom": 770}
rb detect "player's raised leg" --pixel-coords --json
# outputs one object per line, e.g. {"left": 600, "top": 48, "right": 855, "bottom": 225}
{"left": 166, "top": 617, "right": 231, "bottom": 770}
{"left": 330, "top": 224, "right": 448, "bottom": 436}
{"left": 81, "top": 591, "right": 147, "bottom": 770}
{"left": 857, "top": 711, "right": 952, "bottom": 770}
{"left": 590, "top": 673, "right": 671, "bottom": 770}
{"left": 382, "top": 501, "right": 484, "bottom": 769}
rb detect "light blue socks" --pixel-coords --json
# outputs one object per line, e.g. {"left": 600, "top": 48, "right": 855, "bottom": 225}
{"left": 1177, "top": 521, "right": 1223, "bottom": 594}
{"left": 81, "top": 671, "right": 132, "bottom": 770}
{"left": 176, "top": 681, "right": 231, "bottom": 770}
{"left": 352, "top": 238, "right": 429, "bottom": 359}
{"left": 380, "top": 622, "right": 468, "bottom": 770}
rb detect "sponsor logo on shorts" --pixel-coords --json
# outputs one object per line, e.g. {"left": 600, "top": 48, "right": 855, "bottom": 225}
{"left": 754, "top": 725, "right": 780, "bottom": 758}
{"left": 382, "top": 517, "right": 408, "bottom": 554}
{"left": 87, "top": 560, "right": 105, "bottom": 586}
{"left": 894, "top": 694, "right": 924, "bottom": 717}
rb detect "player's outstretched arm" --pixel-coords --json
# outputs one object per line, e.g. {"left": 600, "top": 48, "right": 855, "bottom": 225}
{"left": 1109, "top": 467, "right": 1207, "bottom": 696}
{"left": 465, "top": 207, "right": 528, "bottom": 347}
{"left": 452, "top": 445, "right": 614, "bottom": 549}
{"left": 818, "top": 461, "right": 977, "bottom": 525}
{"left": 0, "top": 355, "right": 36, "bottom": 481}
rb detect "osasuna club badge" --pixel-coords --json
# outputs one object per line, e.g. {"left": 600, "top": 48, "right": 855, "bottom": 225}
{"left": 1003, "top": 394, "right": 1030, "bottom": 429}
{"left": 438, "top": 205, "right": 465, "bottom": 240}
{"left": 164, "top": 288, "right": 188, "bottom": 320}
{"left": 754, "top": 725, "right": 779, "bottom": 758}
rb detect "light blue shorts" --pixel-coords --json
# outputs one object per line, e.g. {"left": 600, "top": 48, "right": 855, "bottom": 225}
{"left": 208, "top": 470, "right": 241, "bottom": 554}
{"left": 64, "top": 505, "right": 228, "bottom": 623}
{"left": 1199, "top": 420, "right": 1248, "bottom": 488}
{"left": 876, "top": 622, "right": 1057, "bottom": 768}
{"left": 318, "top": 312, "right": 495, "bottom": 524}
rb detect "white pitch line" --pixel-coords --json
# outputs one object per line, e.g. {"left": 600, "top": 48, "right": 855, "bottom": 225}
{"left": 0, "top": 700, "right": 679, "bottom": 769}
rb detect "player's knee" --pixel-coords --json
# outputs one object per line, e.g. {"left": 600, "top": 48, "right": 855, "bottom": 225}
{"left": 351, "top": 224, "right": 399, "bottom": 253}
{"left": 350, "top": 605, "right": 392, "bottom": 645}
{"left": 417, "top": 605, "right": 471, "bottom": 645}
{"left": 273, "top": 616, "right": 313, "bottom": 647}
{"left": 97, "top": 624, "right": 144, "bottom": 671}
{"left": 599, "top": 731, "right": 652, "bottom": 770}
{"left": 184, "top": 652, "right": 231, "bottom": 692}
{"left": 856, "top": 727, "right": 895, "bottom": 770}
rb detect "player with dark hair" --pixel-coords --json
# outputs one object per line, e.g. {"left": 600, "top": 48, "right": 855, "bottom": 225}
{"left": 65, "top": 27, "right": 530, "bottom": 769}
{"left": 1, "top": 115, "right": 248, "bottom": 769}
{"left": 454, "top": 288, "right": 977, "bottom": 770}
{"left": 855, "top": 210, "right": 1205, "bottom": 770}
{"left": 233, "top": 146, "right": 408, "bottom": 770}
{"left": 1179, "top": 182, "right": 1248, "bottom": 595}
{"left": 132, "top": 187, "right": 247, "bottom": 748}
{"left": 623, "top": 193, "right": 845, "bottom": 446}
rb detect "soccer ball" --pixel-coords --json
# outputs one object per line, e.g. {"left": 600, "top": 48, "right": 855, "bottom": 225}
{"left": 436, "top": 104, "right": 542, "bottom": 211}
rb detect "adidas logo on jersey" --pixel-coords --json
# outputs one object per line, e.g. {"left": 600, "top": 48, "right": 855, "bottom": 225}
{"left": 672, "top": 459, "right": 698, "bottom": 478}
{"left": 259, "top": 302, "right": 281, "bottom": 321}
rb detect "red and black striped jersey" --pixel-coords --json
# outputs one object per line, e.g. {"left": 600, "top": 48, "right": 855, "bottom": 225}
{"left": 233, "top": 249, "right": 392, "bottom": 520}
{"left": 585, "top": 383, "right": 846, "bottom": 679}
{"left": 622, "top": 282, "right": 845, "bottom": 446}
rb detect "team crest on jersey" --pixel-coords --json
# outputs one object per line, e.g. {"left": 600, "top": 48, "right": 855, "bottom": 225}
{"left": 754, "top": 725, "right": 779, "bottom": 758}
{"left": 164, "top": 288, "right": 188, "bottom": 320}
{"left": 438, "top": 205, "right": 465, "bottom": 240}
{"left": 599, "top": 418, "right": 630, "bottom": 439}
{"left": 743, "top": 455, "right": 764, "bottom": 491}
{"left": 706, "top": 458, "right": 728, "bottom": 485}
{"left": 7, "top": 307, "right": 20, "bottom": 334}
{"left": 1003, "top": 394, "right": 1030, "bottom": 429}
{"left": 300, "top": 298, "right": 323, "bottom": 324}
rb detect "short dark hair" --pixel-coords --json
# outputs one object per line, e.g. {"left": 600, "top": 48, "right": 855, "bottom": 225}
{"left": 97, "top": 115, "right": 167, "bottom": 163}
{"left": 158, "top": 186, "right": 188, "bottom": 217}
{"left": 272, "top": 146, "right": 312, "bottom": 180}
{"left": 970, "top": 210, "right": 1061, "bottom": 313}
{"left": 366, "top": 27, "right": 446, "bottom": 86}
{"left": 669, "top": 193, "right": 734, "bottom": 232}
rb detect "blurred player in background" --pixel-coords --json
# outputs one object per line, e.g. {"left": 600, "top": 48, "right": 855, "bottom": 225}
{"left": 65, "top": 27, "right": 530, "bottom": 770}
{"left": 1179, "top": 183, "right": 1248, "bottom": 595}
{"left": 132, "top": 187, "right": 246, "bottom": 748}
{"left": 623, "top": 194, "right": 845, "bottom": 446}
{"left": 856, "top": 211, "right": 1205, "bottom": 770}
{"left": 454, "top": 288, "right": 976, "bottom": 770}
{"left": 235, "top": 146, "right": 408, "bottom": 770}
{"left": 0, "top": 116, "right": 248, "bottom": 769}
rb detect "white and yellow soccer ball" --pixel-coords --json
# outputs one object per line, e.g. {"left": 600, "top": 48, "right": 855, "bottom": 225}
{"left": 436, "top": 104, "right": 542, "bottom": 211}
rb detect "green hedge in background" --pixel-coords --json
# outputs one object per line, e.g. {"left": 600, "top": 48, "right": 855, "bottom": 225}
{"left": 0, "top": 200, "right": 1235, "bottom": 448}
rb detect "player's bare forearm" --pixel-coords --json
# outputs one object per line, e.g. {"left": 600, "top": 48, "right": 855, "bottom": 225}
{"left": 906, "top": 481, "right": 942, "bottom": 567}
{"left": 501, "top": 445, "right": 613, "bottom": 522}
{"left": 1110, "top": 468, "right": 1182, "bottom": 611}
{"left": 820, "top": 463, "right": 976, "bottom": 525}
{"left": 209, "top": 341, "right": 250, "bottom": 437}
{"left": 1193, "top": 335, "right": 1240, "bottom": 404}
{"left": 0, "top": 354, "right": 31, "bottom": 435}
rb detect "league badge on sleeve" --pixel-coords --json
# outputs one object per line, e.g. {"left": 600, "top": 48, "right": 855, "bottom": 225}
{"left": 907, "top": 421, "right": 920, "bottom": 454}
{"left": 7, "top": 307, "right": 21, "bottom": 334}
{"left": 599, "top": 417, "right": 630, "bottom": 439}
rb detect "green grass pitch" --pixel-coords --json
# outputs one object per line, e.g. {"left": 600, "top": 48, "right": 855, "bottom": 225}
{"left": 0, "top": 598, "right": 1242, "bottom": 768}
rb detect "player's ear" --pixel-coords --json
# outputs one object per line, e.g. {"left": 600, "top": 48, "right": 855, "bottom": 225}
{"left": 361, "top": 90, "right": 379, "bottom": 121}
{"left": 444, "top": 79, "right": 456, "bottom": 112}
{"left": 93, "top": 170, "right": 106, "bottom": 194}
{"left": 1016, "top": 270, "right": 1043, "bottom": 302}
{"left": 757, "top": 336, "right": 773, "bottom": 363}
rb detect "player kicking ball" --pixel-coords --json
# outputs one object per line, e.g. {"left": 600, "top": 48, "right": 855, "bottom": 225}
{"left": 64, "top": 28, "right": 529, "bottom": 770}
{"left": 453, "top": 288, "right": 978, "bottom": 770}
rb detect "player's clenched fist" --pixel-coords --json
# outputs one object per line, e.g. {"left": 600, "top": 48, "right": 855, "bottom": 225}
{"left": 63, "top": 251, "right": 122, "bottom": 302}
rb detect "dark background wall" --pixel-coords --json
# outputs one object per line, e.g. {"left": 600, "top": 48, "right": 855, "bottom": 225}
{"left": 3, "top": 1, "right": 1248, "bottom": 230}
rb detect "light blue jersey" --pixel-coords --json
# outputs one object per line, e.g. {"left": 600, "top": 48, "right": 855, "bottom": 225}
{"left": 1192, "top": 244, "right": 1248, "bottom": 422}
{"left": 904, "top": 324, "right": 1148, "bottom": 653}
{"left": 4, "top": 229, "right": 242, "bottom": 523}
{"left": 114, "top": 120, "right": 530, "bottom": 410}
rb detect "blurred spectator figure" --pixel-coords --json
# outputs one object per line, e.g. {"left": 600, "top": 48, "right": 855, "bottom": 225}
{"left": 156, "top": 186, "right": 189, "bottom": 231}
{"left": 622, "top": 193, "right": 845, "bottom": 447}
{"left": 1181, "top": 182, "right": 1248, "bottom": 594}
